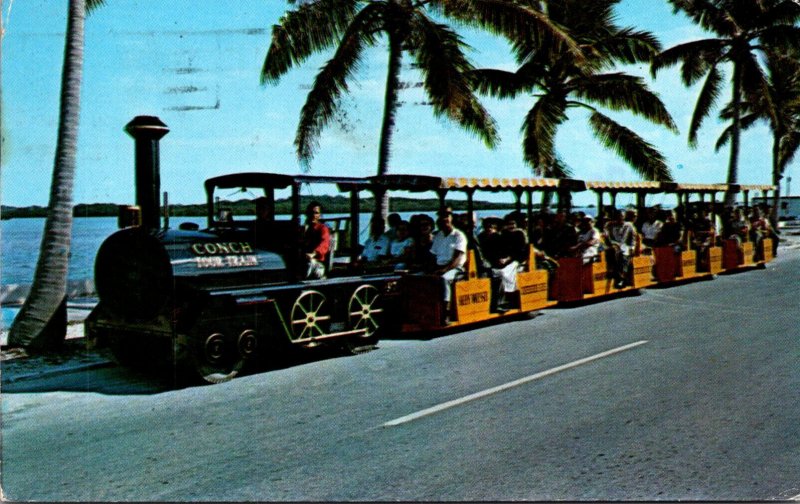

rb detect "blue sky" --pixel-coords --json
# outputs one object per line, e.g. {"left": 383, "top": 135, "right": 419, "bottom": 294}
{"left": 1, "top": 0, "right": 790, "bottom": 208}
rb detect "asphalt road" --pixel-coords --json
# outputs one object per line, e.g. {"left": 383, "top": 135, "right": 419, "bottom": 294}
{"left": 2, "top": 250, "right": 800, "bottom": 501}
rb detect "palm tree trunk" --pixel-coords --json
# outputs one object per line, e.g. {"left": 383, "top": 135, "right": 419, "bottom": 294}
{"left": 375, "top": 32, "right": 402, "bottom": 221}
{"left": 771, "top": 132, "right": 782, "bottom": 229}
{"left": 724, "top": 61, "right": 742, "bottom": 207}
{"left": 8, "top": 0, "right": 86, "bottom": 350}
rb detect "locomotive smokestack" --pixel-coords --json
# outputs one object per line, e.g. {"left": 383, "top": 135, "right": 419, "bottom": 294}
{"left": 125, "top": 115, "right": 170, "bottom": 229}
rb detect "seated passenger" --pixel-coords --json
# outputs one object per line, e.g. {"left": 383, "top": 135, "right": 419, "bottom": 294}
{"left": 409, "top": 214, "right": 436, "bottom": 272}
{"left": 691, "top": 208, "right": 716, "bottom": 269}
{"left": 360, "top": 217, "right": 390, "bottom": 264}
{"left": 300, "top": 201, "right": 331, "bottom": 279}
{"left": 749, "top": 207, "right": 770, "bottom": 247}
{"left": 724, "top": 207, "right": 749, "bottom": 245}
{"left": 477, "top": 216, "right": 504, "bottom": 275}
{"left": 217, "top": 207, "right": 234, "bottom": 224}
{"left": 640, "top": 207, "right": 663, "bottom": 249}
{"left": 604, "top": 210, "right": 636, "bottom": 288}
{"left": 655, "top": 210, "right": 683, "bottom": 251}
{"left": 542, "top": 211, "right": 578, "bottom": 259}
{"left": 529, "top": 214, "right": 558, "bottom": 272}
{"left": 388, "top": 220, "right": 414, "bottom": 269}
{"left": 490, "top": 213, "right": 528, "bottom": 312}
{"left": 430, "top": 209, "right": 468, "bottom": 323}
{"left": 571, "top": 215, "right": 602, "bottom": 264}
{"left": 692, "top": 208, "right": 715, "bottom": 246}
{"left": 384, "top": 212, "right": 402, "bottom": 242}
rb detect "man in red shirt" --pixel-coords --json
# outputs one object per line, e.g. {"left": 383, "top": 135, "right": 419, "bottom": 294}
{"left": 301, "top": 201, "right": 331, "bottom": 279}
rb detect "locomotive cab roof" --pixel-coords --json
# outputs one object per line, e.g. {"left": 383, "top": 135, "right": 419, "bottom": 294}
{"left": 204, "top": 172, "right": 366, "bottom": 195}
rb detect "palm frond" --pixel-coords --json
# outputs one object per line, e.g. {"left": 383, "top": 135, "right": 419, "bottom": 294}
{"left": 668, "top": 0, "right": 739, "bottom": 36}
{"left": 588, "top": 111, "right": 673, "bottom": 181}
{"left": 262, "top": 0, "right": 358, "bottom": 84}
{"left": 294, "top": 5, "right": 381, "bottom": 166}
{"left": 86, "top": 0, "right": 106, "bottom": 12}
{"left": 714, "top": 112, "right": 761, "bottom": 152}
{"left": 651, "top": 38, "right": 725, "bottom": 80}
{"left": 449, "top": 0, "right": 586, "bottom": 64}
{"left": 740, "top": 50, "right": 777, "bottom": 127}
{"left": 469, "top": 69, "right": 532, "bottom": 99}
{"left": 520, "top": 94, "right": 567, "bottom": 175}
{"left": 688, "top": 65, "right": 723, "bottom": 147}
{"left": 408, "top": 12, "right": 499, "bottom": 148}
{"left": 753, "top": 1, "right": 800, "bottom": 29}
{"left": 550, "top": 153, "right": 574, "bottom": 179}
{"left": 590, "top": 27, "right": 662, "bottom": 65}
{"left": 779, "top": 130, "right": 800, "bottom": 173}
{"left": 757, "top": 24, "right": 800, "bottom": 52}
{"left": 570, "top": 73, "right": 678, "bottom": 132}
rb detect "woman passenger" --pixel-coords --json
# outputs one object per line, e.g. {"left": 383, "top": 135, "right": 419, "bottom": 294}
{"left": 656, "top": 209, "right": 683, "bottom": 251}
{"left": 388, "top": 220, "right": 414, "bottom": 269}
{"left": 571, "top": 215, "right": 602, "bottom": 264}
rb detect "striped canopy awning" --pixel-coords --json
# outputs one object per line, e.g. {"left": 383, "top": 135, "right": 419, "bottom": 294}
{"left": 584, "top": 181, "right": 664, "bottom": 191}
{"left": 442, "top": 177, "right": 561, "bottom": 190}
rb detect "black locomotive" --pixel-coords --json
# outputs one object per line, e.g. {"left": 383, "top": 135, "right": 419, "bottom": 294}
{"left": 86, "top": 117, "right": 400, "bottom": 383}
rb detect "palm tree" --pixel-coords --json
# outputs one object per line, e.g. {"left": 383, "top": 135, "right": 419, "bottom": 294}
{"left": 262, "top": 0, "right": 580, "bottom": 218}
{"left": 715, "top": 48, "right": 800, "bottom": 223}
{"left": 470, "top": 0, "right": 677, "bottom": 181}
{"left": 652, "top": 0, "right": 800, "bottom": 206}
{"left": 8, "top": 0, "right": 106, "bottom": 351}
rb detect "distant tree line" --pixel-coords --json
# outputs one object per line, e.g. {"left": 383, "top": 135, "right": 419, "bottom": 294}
{"left": 1, "top": 196, "right": 521, "bottom": 219}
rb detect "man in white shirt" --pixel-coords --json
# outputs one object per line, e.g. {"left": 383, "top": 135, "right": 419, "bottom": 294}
{"left": 430, "top": 209, "right": 468, "bottom": 315}
{"left": 361, "top": 217, "right": 390, "bottom": 263}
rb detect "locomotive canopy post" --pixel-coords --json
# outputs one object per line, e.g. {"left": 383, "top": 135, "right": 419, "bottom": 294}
{"left": 596, "top": 190, "right": 604, "bottom": 217}
{"left": 125, "top": 116, "right": 170, "bottom": 230}
{"left": 526, "top": 190, "right": 534, "bottom": 237}
{"left": 350, "top": 187, "right": 360, "bottom": 264}
{"left": 437, "top": 189, "right": 448, "bottom": 213}
{"left": 513, "top": 188, "right": 523, "bottom": 213}
{"left": 291, "top": 182, "right": 301, "bottom": 227}
{"left": 465, "top": 188, "right": 475, "bottom": 237}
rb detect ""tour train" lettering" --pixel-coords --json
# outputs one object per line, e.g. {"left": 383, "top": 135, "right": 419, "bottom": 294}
{"left": 196, "top": 255, "right": 259, "bottom": 269}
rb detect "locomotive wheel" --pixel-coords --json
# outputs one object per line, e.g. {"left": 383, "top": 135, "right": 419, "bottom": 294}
{"left": 192, "top": 332, "right": 245, "bottom": 384}
{"left": 237, "top": 329, "right": 260, "bottom": 360}
{"left": 289, "top": 290, "right": 331, "bottom": 345}
{"left": 347, "top": 285, "right": 383, "bottom": 345}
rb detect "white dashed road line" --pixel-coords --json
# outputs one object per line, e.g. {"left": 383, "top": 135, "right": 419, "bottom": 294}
{"left": 382, "top": 340, "right": 649, "bottom": 427}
